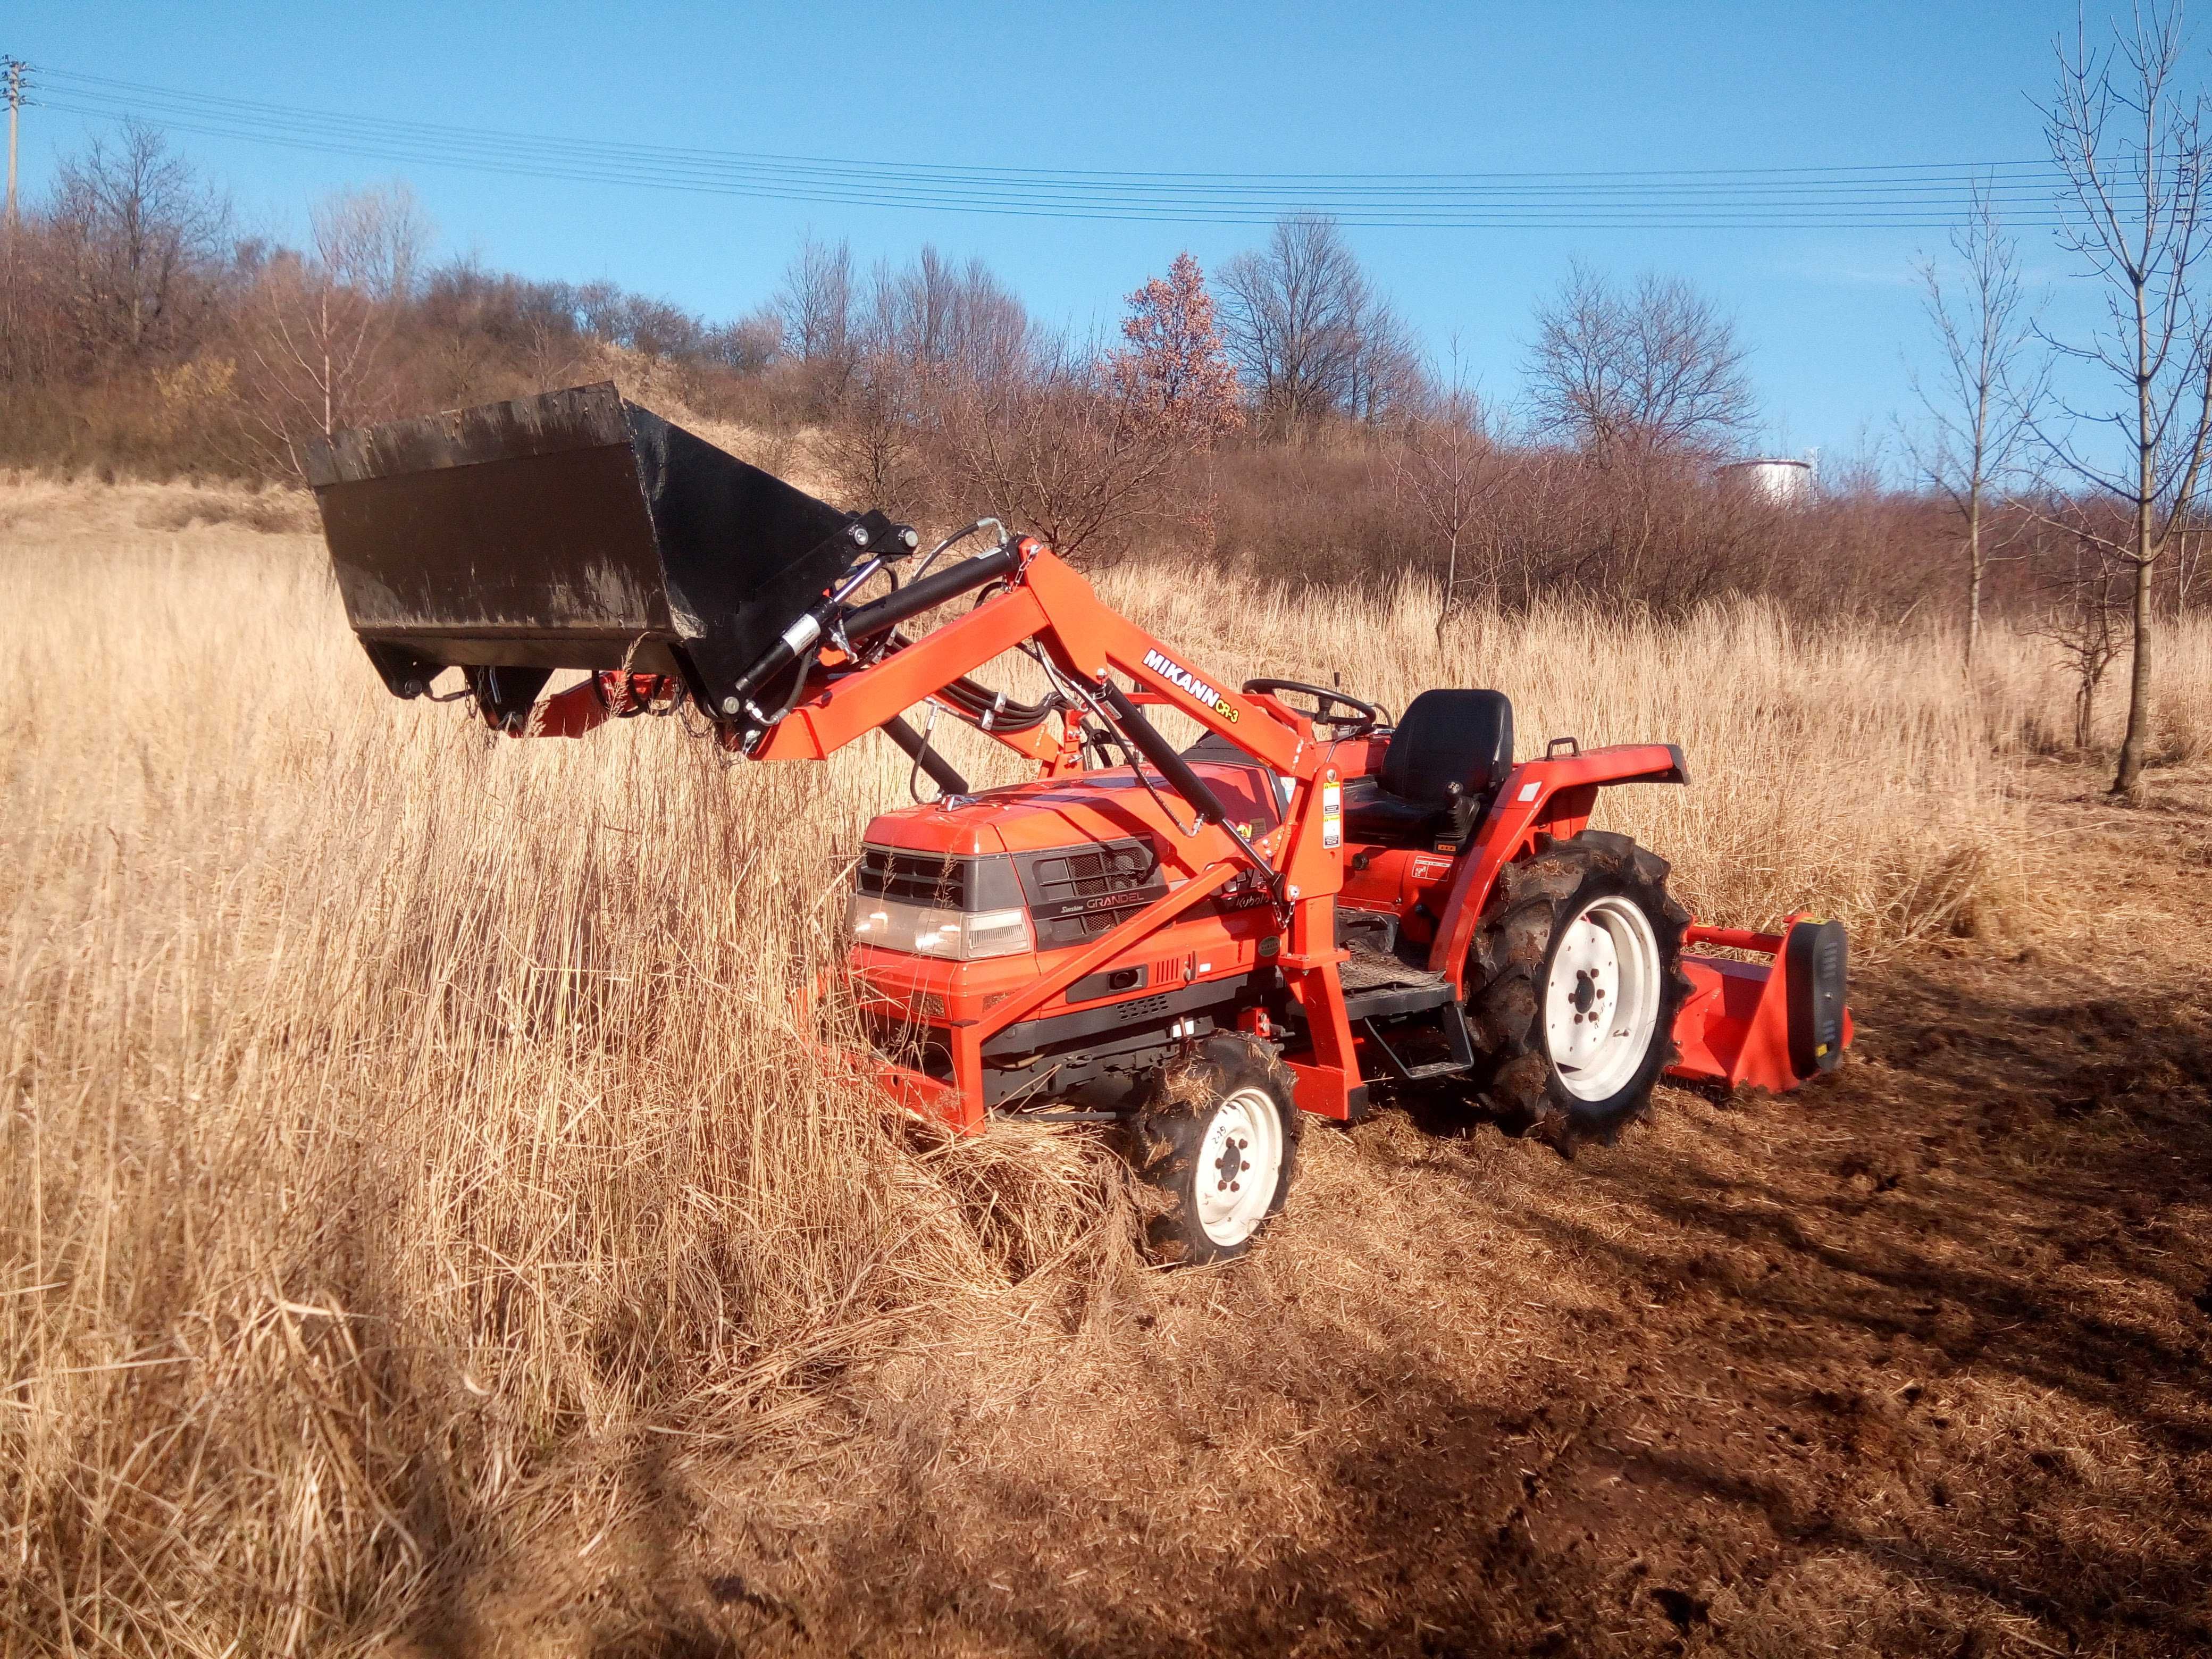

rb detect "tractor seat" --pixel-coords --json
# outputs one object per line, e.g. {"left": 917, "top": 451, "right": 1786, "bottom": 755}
{"left": 1340, "top": 689, "right": 1515, "bottom": 851}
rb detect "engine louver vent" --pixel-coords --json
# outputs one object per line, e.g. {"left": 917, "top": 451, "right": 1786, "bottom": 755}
{"left": 857, "top": 847, "right": 967, "bottom": 908}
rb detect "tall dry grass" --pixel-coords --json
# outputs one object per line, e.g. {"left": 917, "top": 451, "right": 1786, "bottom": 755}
{"left": 3, "top": 479, "right": 2207, "bottom": 1650}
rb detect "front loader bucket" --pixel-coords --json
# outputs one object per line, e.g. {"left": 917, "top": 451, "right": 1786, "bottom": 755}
{"left": 300, "top": 382, "right": 857, "bottom": 718}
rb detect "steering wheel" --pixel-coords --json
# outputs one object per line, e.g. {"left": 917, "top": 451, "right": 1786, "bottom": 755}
{"left": 1241, "top": 677, "right": 1386, "bottom": 737}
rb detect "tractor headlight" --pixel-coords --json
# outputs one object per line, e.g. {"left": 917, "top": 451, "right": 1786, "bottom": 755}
{"left": 848, "top": 894, "right": 1034, "bottom": 961}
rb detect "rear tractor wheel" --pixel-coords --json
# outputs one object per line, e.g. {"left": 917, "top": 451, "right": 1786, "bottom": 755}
{"left": 1129, "top": 1034, "right": 1303, "bottom": 1266}
{"left": 1467, "top": 830, "right": 1693, "bottom": 1147}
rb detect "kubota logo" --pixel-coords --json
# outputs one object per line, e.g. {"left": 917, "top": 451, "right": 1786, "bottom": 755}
{"left": 1141, "top": 649, "right": 1238, "bottom": 722}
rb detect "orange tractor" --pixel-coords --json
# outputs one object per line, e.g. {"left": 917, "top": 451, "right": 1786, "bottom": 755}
{"left": 309, "top": 386, "right": 1850, "bottom": 1263}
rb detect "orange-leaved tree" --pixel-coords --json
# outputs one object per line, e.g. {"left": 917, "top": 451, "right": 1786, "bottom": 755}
{"left": 1108, "top": 251, "right": 1243, "bottom": 447}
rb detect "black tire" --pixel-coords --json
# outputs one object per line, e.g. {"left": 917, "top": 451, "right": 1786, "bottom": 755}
{"left": 1128, "top": 1034, "right": 1304, "bottom": 1266}
{"left": 1467, "top": 830, "right": 1693, "bottom": 1149}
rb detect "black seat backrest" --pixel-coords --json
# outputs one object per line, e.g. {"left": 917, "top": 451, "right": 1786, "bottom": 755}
{"left": 1379, "top": 689, "right": 1515, "bottom": 810}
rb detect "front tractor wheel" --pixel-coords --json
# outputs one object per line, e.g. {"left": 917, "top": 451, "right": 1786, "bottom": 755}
{"left": 1130, "top": 1035, "right": 1303, "bottom": 1266}
{"left": 1468, "top": 830, "right": 1693, "bottom": 1147}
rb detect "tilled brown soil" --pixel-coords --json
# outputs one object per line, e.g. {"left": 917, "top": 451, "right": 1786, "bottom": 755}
{"left": 489, "top": 763, "right": 2212, "bottom": 1659}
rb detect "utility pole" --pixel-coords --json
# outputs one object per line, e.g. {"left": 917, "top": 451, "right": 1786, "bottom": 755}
{"left": 4, "top": 58, "right": 24, "bottom": 228}
{"left": 2, "top": 56, "right": 21, "bottom": 351}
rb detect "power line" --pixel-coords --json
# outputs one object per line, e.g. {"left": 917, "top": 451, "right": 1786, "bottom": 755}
{"left": 27, "top": 63, "right": 2073, "bottom": 230}
{"left": 40, "top": 67, "right": 2060, "bottom": 191}
{"left": 32, "top": 67, "right": 2069, "bottom": 224}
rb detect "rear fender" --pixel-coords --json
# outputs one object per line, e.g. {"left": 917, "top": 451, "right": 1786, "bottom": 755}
{"left": 1426, "top": 743, "right": 1690, "bottom": 994}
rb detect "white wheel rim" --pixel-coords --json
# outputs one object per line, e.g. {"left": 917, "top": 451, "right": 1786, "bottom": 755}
{"left": 1544, "top": 894, "right": 1662, "bottom": 1102}
{"left": 1195, "top": 1086, "right": 1284, "bottom": 1246}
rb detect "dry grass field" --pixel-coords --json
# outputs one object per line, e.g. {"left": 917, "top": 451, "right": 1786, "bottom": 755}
{"left": 4, "top": 474, "right": 2211, "bottom": 1656}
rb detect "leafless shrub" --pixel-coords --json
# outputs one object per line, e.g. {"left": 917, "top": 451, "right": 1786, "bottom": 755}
{"left": 1387, "top": 362, "right": 1502, "bottom": 633}
{"left": 819, "top": 351, "right": 932, "bottom": 519}
{"left": 137, "top": 487, "right": 315, "bottom": 534}
{"left": 937, "top": 346, "right": 1194, "bottom": 562}
{"left": 2030, "top": 515, "right": 2132, "bottom": 750}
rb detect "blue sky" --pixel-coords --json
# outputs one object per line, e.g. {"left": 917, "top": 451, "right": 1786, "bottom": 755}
{"left": 7, "top": 2, "right": 2152, "bottom": 464}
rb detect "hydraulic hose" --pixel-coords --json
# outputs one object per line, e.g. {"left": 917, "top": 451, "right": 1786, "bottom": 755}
{"left": 879, "top": 714, "right": 971, "bottom": 797}
{"left": 935, "top": 673, "right": 1061, "bottom": 734}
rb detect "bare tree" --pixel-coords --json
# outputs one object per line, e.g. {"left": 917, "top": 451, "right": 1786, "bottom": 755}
{"left": 2037, "top": 2, "right": 2212, "bottom": 797}
{"left": 1908, "top": 185, "right": 2044, "bottom": 669}
{"left": 241, "top": 256, "right": 390, "bottom": 448}
{"left": 240, "top": 186, "right": 412, "bottom": 453}
{"left": 310, "top": 181, "right": 430, "bottom": 303}
{"left": 520, "top": 308, "right": 584, "bottom": 392}
{"left": 854, "top": 245, "right": 1030, "bottom": 389}
{"left": 50, "top": 121, "right": 228, "bottom": 363}
{"left": 1345, "top": 298, "right": 1427, "bottom": 426}
{"left": 1390, "top": 347, "right": 1499, "bottom": 635}
{"left": 817, "top": 246, "right": 1033, "bottom": 514}
{"left": 775, "top": 232, "right": 852, "bottom": 365}
{"left": 1525, "top": 263, "right": 1755, "bottom": 458}
{"left": 1217, "top": 215, "right": 1371, "bottom": 436}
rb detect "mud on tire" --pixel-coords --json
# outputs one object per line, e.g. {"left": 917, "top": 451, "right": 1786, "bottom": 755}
{"left": 1128, "top": 1034, "right": 1303, "bottom": 1266}
{"left": 1468, "top": 830, "right": 1694, "bottom": 1149}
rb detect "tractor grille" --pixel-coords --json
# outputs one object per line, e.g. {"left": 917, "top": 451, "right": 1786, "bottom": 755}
{"left": 1026, "top": 845, "right": 1153, "bottom": 906}
{"left": 1017, "top": 838, "right": 1167, "bottom": 950}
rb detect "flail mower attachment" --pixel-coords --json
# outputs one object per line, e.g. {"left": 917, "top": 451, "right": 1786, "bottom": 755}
{"left": 299, "top": 382, "right": 907, "bottom": 731}
{"left": 1670, "top": 917, "right": 1853, "bottom": 1093}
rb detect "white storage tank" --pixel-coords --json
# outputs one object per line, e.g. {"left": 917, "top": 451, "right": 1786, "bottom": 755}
{"left": 1716, "top": 456, "right": 1815, "bottom": 505}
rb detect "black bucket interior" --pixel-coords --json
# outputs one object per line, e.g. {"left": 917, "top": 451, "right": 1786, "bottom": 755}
{"left": 301, "top": 383, "right": 858, "bottom": 713}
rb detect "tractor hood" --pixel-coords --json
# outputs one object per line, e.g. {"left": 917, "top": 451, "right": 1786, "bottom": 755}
{"left": 861, "top": 760, "right": 1286, "bottom": 865}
